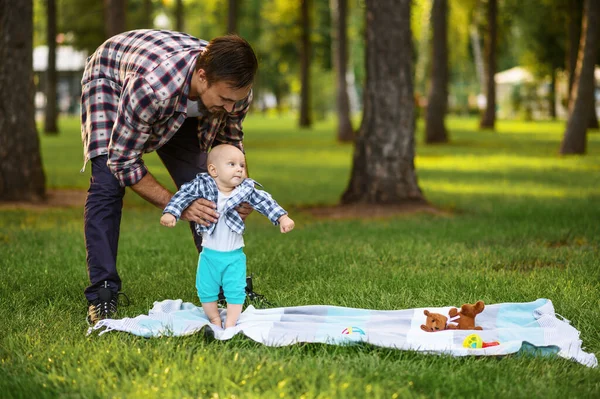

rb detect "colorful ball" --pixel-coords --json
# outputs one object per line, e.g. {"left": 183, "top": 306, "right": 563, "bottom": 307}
{"left": 463, "top": 334, "right": 483, "bottom": 349}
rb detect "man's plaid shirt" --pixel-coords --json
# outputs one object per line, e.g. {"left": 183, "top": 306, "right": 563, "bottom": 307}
{"left": 80, "top": 29, "right": 252, "bottom": 187}
{"left": 163, "top": 174, "right": 288, "bottom": 235}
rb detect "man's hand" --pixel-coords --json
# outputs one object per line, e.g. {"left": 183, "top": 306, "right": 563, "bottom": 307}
{"left": 235, "top": 202, "right": 253, "bottom": 221}
{"left": 278, "top": 215, "right": 295, "bottom": 233}
{"left": 181, "top": 198, "right": 219, "bottom": 226}
{"left": 160, "top": 213, "right": 177, "bottom": 227}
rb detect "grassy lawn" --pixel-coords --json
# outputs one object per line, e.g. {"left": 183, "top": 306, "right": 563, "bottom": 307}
{"left": 1, "top": 115, "right": 599, "bottom": 398}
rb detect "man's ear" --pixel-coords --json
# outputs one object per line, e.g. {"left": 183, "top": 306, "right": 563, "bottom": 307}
{"left": 207, "top": 163, "right": 218, "bottom": 177}
{"left": 197, "top": 68, "right": 206, "bottom": 82}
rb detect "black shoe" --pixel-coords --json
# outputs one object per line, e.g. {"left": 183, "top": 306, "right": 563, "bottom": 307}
{"left": 217, "top": 287, "right": 227, "bottom": 308}
{"left": 86, "top": 282, "right": 130, "bottom": 325}
{"left": 202, "top": 325, "right": 216, "bottom": 342}
{"left": 245, "top": 275, "right": 273, "bottom": 308}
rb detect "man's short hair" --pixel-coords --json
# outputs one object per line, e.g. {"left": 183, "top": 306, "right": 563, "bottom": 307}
{"left": 196, "top": 35, "right": 258, "bottom": 89}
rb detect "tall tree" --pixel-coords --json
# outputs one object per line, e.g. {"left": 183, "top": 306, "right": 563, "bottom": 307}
{"left": 479, "top": 0, "right": 497, "bottom": 129}
{"left": 299, "top": 0, "right": 312, "bottom": 128}
{"left": 57, "top": 0, "right": 155, "bottom": 54}
{"left": 104, "top": 0, "right": 126, "bottom": 38}
{"left": 175, "top": 0, "right": 184, "bottom": 32}
{"left": 342, "top": 0, "right": 424, "bottom": 204}
{"left": 425, "top": 0, "right": 449, "bottom": 143}
{"left": 0, "top": 0, "right": 46, "bottom": 201}
{"left": 506, "top": 0, "right": 568, "bottom": 120}
{"left": 566, "top": 0, "right": 582, "bottom": 103}
{"left": 44, "top": 0, "right": 59, "bottom": 134}
{"left": 560, "top": 0, "right": 599, "bottom": 154}
{"left": 143, "top": 0, "right": 153, "bottom": 28}
{"left": 330, "top": 0, "right": 353, "bottom": 142}
{"left": 228, "top": 0, "right": 238, "bottom": 33}
{"left": 469, "top": 3, "right": 486, "bottom": 97}
{"left": 565, "top": 0, "right": 597, "bottom": 129}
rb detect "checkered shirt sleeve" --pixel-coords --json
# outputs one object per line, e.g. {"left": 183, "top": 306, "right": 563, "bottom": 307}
{"left": 163, "top": 174, "right": 215, "bottom": 220}
{"left": 247, "top": 188, "right": 288, "bottom": 225}
{"left": 108, "top": 75, "right": 160, "bottom": 186}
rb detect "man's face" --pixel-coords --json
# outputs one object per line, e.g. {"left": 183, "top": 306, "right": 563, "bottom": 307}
{"left": 196, "top": 71, "right": 251, "bottom": 115}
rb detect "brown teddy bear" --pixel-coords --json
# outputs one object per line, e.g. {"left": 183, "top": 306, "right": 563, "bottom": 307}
{"left": 447, "top": 301, "right": 485, "bottom": 330}
{"left": 421, "top": 310, "right": 448, "bottom": 332}
{"left": 421, "top": 301, "right": 485, "bottom": 332}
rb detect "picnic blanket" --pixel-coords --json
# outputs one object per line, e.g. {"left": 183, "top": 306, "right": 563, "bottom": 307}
{"left": 88, "top": 298, "right": 597, "bottom": 367}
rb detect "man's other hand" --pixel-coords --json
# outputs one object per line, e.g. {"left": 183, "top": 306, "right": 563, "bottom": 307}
{"left": 235, "top": 202, "right": 253, "bottom": 221}
{"left": 181, "top": 198, "right": 219, "bottom": 226}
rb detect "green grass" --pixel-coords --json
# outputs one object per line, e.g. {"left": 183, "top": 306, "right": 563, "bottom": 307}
{"left": 1, "top": 115, "right": 599, "bottom": 398}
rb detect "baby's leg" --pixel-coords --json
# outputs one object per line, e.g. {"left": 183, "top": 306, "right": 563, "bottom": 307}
{"left": 225, "top": 304, "right": 242, "bottom": 328}
{"left": 202, "top": 301, "right": 222, "bottom": 326}
{"left": 223, "top": 249, "right": 247, "bottom": 328}
{"left": 196, "top": 250, "right": 223, "bottom": 327}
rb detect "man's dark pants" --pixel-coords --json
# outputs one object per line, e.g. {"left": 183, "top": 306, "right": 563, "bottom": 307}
{"left": 84, "top": 118, "right": 206, "bottom": 302}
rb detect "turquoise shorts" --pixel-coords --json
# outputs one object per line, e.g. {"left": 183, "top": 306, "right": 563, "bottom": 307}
{"left": 196, "top": 247, "right": 246, "bottom": 305}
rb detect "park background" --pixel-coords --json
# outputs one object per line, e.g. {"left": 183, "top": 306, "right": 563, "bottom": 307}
{"left": 1, "top": 0, "right": 600, "bottom": 397}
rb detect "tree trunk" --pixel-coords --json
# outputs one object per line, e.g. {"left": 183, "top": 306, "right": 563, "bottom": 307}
{"left": 0, "top": 0, "right": 46, "bottom": 202}
{"left": 565, "top": 0, "right": 597, "bottom": 130}
{"left": 341, "top": 0, "right": 424, "bottom": 204}
{"left": 560, "top": 0, "right": 599, "bottom": 154}
{"left": 175, "top": 0, "right": 184, "bottom": 32}
{"left": 143, "top": 0, "right": 153, "bottom": 29}
{"left": 228, "top": 0, "right": 238, "bottom": 34}
{"left": 299, "top": 0, "right": 312, "bottom": 128}
{"left": 549, "top": 70, "right": 556, "bottom": 120}
{"left": 588, "top": 79, "right": 599, "bottom": 130}
{"left": 566, "top": 0, "right": 581, "bottom": 102}
{"left": 425, "top": 0, "right": 448, "bottom": 144}
{"left": 479, "top": 0, "right": 497, "bottom": 129}
{"left": 104, "top": 0, "right": 126, "bottom": 39}
{"left": 331, "top": 0, "right": 353, "bottom": 142}
{"left": 44, "top": 0, "right": 59, "bottom": 135}
{"left": 469, "top": 23, "right": 485, "bottom": 96}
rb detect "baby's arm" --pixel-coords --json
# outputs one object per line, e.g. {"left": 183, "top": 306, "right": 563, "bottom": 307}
{"left": 160, "top": 213, "right": 177, "bottom": 227}
{"left": 161, "top": 175, "right": 209, "bottom": 226}
{"left": 278, "top": 214, "right": 295, "bottom": 233}
{"left": 249, "top": 189, "right": 295, "bottom": 233}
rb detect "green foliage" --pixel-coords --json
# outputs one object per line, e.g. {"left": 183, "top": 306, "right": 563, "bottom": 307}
{"left": 59, "top": 0, "right": 104, "bottom": 52}
{"left": 503, "top": 0, "right": 568, "bottom": 78}
{"left": 184, "top": 0, "right": 227, "bottom": 40}
{"left": 30, "top": 0, "right": 581, "bottom": 122}
{"left": 32, "top": 0, "right": 354, "bottom": 122}
{"left": 348, "top": 0, "right": 365, "bottom": 90}
{"left": 412, "top": 0, "right": 482, "bottom": 99}
{"left": 1, "top": 115, "right": 600, "bottom": 397}
{"left": 33, "top": 0, "right": 47, "bottom": 47}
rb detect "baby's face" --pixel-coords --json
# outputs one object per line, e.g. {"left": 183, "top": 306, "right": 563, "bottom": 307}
{"left": 213, "top": 148, "right": 246, "bottom": 189}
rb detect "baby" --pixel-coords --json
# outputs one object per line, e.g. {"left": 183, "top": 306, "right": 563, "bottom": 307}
{"left": 161, "top": 144, "right": 294, "bottom": 329}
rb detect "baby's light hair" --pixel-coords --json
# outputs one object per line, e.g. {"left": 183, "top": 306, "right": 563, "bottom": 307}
{"left": 207, "top": 144, "right": 245, "bottom": 166}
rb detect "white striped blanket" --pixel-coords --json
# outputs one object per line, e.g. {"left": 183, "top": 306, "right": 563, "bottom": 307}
{"left": 88, "top": 298, "right": 597, "bottom": 367}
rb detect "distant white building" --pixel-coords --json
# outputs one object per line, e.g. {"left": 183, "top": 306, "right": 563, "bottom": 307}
{"left": 33, "top": 45, "right": 88, "bottom": 116}
{"left": 495, "top": 66, "right": 600, "bottom": 120}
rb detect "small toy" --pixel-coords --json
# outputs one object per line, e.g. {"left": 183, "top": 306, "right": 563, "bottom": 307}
{"left": 462, "top": 333, "right": 500, "bottom": 349}
{"left": 463, "top": 333, "right": 483, "bottom": 348}
{"left": 447, "top": 301, "right": 485, "bottom": 330}
{"left": 421, "top": 301, "right": 485, "bottom": 332}
{"left": 420, "top": 310, "right": 448, "bottom": 332}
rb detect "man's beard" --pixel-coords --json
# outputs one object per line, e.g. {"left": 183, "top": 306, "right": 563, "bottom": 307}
{"left": 208, "top": 106, "right": 227, "bottom": 117}
{"left": 197, "top": 97, "right": 226, "bottom": 117}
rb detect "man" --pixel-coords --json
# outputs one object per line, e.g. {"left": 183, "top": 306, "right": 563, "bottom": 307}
{"left": 80, "top": 29, "right": 257, "bottom": 324}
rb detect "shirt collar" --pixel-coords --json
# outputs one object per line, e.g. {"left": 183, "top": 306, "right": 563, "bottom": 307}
{"left": 176, "top": 51, "right": 202, "bottom": 114}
